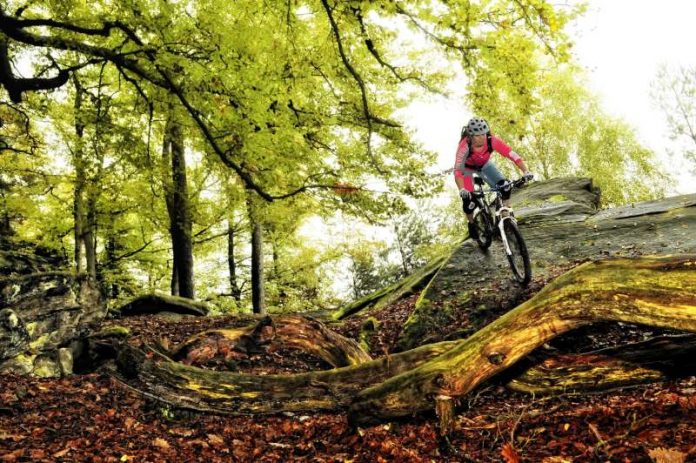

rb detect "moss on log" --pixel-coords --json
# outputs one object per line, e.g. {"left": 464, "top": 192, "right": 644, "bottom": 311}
{"left": 332, "top": 254, "right": 448, "bottom": 320}
{"left": 349, "top": 255, "right": 696, "bottom": 424}
{"left": 507, "top": 354, "right": 665, "bottom": 395}
{"left": 114, "top": 256, "right": 696, "bottom": 422}
{"left": 115, "top": 340, "right": 457, "bottom": 414}
{"left": 509, "top": 334, "right": 696, "bottom": 394}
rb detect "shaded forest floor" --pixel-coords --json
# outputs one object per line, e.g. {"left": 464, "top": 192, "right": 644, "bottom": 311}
{"left": 2, "top": 297, "right": 696, "bottom": 462}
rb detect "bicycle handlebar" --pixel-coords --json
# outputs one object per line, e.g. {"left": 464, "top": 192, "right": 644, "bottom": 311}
{"left": 478, "top": 176, "right": 530, "bottom": 194}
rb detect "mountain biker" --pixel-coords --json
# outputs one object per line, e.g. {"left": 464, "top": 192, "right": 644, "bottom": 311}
{"left": 454, "top": 117, "right": 534, "bottom": 239}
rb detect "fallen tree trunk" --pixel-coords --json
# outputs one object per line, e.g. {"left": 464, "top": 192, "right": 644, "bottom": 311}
{"left": 113, "top": 256, "right": 696, "bottom": 423}
{"left": 115, "top": 339, "right": 456, "bottom": 414}
{"left": 171, "top": 315, "right": 372, "bottom": 368}
{"left": 349, "top": 255, "right": 696, "bottom": 424}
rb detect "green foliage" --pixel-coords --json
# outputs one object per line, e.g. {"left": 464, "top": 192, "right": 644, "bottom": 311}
{"left": 487, "top": 65, "right": 668, "bottom": 206}
{"left": 3, "top": 0, "right": 649, "bottom": 308}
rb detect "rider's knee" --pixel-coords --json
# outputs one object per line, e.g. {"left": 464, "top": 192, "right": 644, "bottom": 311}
{"left": 496, "top": 179, "right": 512, "bottom": 200}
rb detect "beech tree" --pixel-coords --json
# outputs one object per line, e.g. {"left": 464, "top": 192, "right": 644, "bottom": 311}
{"left": 1, "top": 0, "right": 583, "bottom": 308}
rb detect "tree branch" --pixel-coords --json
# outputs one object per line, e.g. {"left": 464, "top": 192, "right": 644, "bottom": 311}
{"left": 351, "top": 6, "right": 444, "bottom": 95}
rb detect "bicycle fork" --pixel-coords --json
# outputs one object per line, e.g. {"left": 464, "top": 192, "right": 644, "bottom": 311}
{"left": 497, "top": 210, "right": 515, "bottom": 255}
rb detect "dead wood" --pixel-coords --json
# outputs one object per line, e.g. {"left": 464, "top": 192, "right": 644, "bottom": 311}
{"left": 171, "top": 315, "right": 371, "bottom": 368}
{"left": 112, "top": 256, "right": 696, "bottom": 424}
{"left": 349, "top": 255, "right": 696, "bottom": 424}
{"left": 508, "top": 334, "right": 696, "bottom": 394}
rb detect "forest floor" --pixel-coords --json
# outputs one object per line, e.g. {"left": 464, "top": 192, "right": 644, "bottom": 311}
{"left": 2, "top": 297, "right": 696, "bottom": 462}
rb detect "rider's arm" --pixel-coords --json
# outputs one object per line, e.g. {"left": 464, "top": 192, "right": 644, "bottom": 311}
{"left": 492, "top": 136, "right": 531, "bottom": 175}
{"left": 453, "top": 139, "right": 473, "bottom": 191}
{"left": 514, "top": 157, "right": 530, "bottom": 175}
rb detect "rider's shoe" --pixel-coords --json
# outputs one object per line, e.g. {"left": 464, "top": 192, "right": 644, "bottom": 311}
{"left": 467, "top": 222, "right": 479, "bottom": 240}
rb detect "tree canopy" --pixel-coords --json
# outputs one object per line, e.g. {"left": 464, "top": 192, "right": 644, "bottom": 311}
{"left": 1, "top": 0, "right": 671, "bottom": 309}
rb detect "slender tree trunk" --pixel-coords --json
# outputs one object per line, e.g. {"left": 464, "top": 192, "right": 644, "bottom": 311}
{"left": 84, "top": 192, "right": 97, "bottom": 278}
{"left": 0, "top": 189, "right": 11, "bottom": 237}
{"left": 246, "top": 191, "right": 265, "bottom": 315}
{"left": 271, "top": 238, "right": 279, "bottom": 281}
{"left": 227, "top": 218, "right": 242, "bottom": 302}
{"left": 162, "top": 112, "right": 195, "bottom": 299}
{"left": 72, "top": 78, "right": 85, "bottom": 274}
{"left": 103, "top": 215, "right": 119, "bottom": 299}
{"left": 393, "top": 221, "right": 409, "bottom": 276}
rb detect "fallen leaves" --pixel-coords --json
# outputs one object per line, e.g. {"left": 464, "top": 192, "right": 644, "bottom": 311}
{"left": 1, "top": 309, "right": 695, "bottom": 463}
{"left": 501, "top": 442, "right": 520, "bottom": 463}
{"left": 152, "top": 437, "right": 171, "bottom": 450}
{"left": 647, "top": 447, "right": 687, "bottom": 463}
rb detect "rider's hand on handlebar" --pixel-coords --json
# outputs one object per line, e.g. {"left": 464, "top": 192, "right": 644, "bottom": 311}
{"left": 459, "top": 188, "right": 470, "bottom": 200}
{"left": 522, "top": 172, "right": 535, "bottom": 183}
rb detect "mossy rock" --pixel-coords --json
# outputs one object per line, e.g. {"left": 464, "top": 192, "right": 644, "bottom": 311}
{"left": 395, "top": 181, "right": 696, "bottom": 351}
{"left": 332, "top": 253, "right": 449, "bottom": 320}
{"left": 116, "top": 293, "right": 210, "bottom": 317}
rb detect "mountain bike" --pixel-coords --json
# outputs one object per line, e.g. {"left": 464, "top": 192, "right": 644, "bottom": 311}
{"left": 469, "top": 175, "right": 532, "bottom": 286}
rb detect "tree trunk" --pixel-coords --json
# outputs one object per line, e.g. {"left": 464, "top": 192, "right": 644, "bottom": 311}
{"left": 170, "top": 261, "right": 179, "bottom": 297}
{"left": 113, "top": 255, "right": 696, "bottom": 423}
{"left": 246, "top": 191, "right": 265, "bottom": 315}
{"left": 102, "top": 215, "right": 119, "bottom": 299}
{"left": 393, "top": 220, "right": 409, "bottom": 276}
{"left": 83, "top": 193, "right": 97, "bottom": 278}
{"left": 0, "top": 187, "right": 11, "bottom": 238}
{"left": 508, "top": 334, "right": 696, "bottom": 395}
{"left": 72, "top": 78, "right": 85, "bottom": 275}
{"left": 71, "top": 76, "right": 99, "bottom": 279}
{"left": 116, "top": 293, "right": 210, "bottom": 317}
{"left": 227, "top": 218, "right": 242, "bottom": 302}
{"left": 162, "top": 112, "right": 195, "bottom": 299}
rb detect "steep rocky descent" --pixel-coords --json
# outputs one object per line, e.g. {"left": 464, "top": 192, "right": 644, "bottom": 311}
{"left": 397, "top": 178, "right": 696, "bottom": 351}
{"left": 0, "top": 240, "right": 105, "bottom": 377}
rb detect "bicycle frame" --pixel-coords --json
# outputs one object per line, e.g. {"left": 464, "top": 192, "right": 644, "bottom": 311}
{"left": 471, "top": 177, "right": 523, "bottom": 254}
{"left": 469, "top": 174, "right": 532, "bottom": 285}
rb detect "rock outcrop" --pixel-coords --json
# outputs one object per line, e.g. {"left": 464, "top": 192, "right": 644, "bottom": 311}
{"left": 394, "top": 178, "right": 696, "bottom": 350}
{"left": 0, "top": 241, "right": 105, "bottom": 376}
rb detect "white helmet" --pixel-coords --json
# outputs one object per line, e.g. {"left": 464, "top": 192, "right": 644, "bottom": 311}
{"left": 466, "top": 117, "right": 490, "bottom": 136}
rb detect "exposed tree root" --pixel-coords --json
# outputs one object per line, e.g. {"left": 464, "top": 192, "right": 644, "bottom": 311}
{"left": 112, "top": 256, "right": 696, "bottom": 425}
{"left": 508, "top": 334, "right": 696, "bottom": 394}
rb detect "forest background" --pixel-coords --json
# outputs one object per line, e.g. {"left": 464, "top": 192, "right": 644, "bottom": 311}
{"left": 2, "top": 0, "right": 696, "bottom": 314}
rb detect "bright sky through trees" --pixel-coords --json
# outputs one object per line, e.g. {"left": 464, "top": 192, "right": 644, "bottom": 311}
{"left": 570, "top": 0, "right": 696, "bottom": 194}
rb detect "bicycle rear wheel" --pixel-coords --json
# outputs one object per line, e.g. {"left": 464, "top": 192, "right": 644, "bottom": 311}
{"left": 473, "top": 208, "right": 494, "bottom": 250}
{"left": 502, "top": 219, "right": 531, "bottom": 285}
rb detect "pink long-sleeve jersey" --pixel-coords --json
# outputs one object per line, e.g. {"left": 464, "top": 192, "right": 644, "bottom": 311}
{"left": 453, "top": 135, "right": 523, "bottom": 190}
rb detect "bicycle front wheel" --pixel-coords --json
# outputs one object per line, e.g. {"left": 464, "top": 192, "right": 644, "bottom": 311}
{"left": 502, "top": 220, "right": 531, "bottom": 285}
{"left": 473, "top": 209, "right": 494, "bottom": 250}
